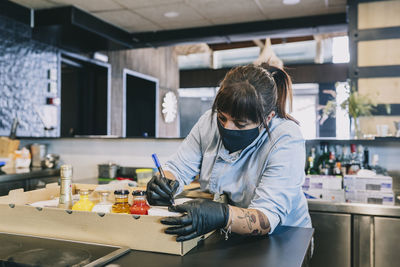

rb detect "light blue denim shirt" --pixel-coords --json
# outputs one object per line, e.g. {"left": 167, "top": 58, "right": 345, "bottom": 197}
{"left": 164, "top": 110, "right": 312, "bottom": 233}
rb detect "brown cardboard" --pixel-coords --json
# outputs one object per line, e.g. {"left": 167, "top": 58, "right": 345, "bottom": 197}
{"left": 0, "top": 137, "right": 19, "bottom": 157}
{"left": 0, "top": 183, "right": 210, "bottom": 255}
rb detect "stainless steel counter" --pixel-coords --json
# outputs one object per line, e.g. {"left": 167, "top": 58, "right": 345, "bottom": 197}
{"left": 0, "top": 168, "right": 60, "bottom": 183}
{"left": 308, "top": 200, "right": 400, "bottom": 217}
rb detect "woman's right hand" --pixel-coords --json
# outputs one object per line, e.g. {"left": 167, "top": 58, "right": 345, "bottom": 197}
{"left": 146, "top": 173, "right": 179, "bottom": 206}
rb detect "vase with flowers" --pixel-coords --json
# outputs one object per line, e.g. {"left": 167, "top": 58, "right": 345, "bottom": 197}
{"left": 321, "top": 82, "right": 376, "bottom": 139}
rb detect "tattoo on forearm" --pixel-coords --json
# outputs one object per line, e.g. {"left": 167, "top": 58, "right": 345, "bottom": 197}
{"left": 256, "top": 210, "right": 269, "bottom": 230}
{"left": 250, "top": 229, "right": 262, "bottom": 236}
{"left": 237, "top": 209, "right": 257, "bottom": 231}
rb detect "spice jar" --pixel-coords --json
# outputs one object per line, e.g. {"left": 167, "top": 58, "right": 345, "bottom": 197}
{"left": 112, "top": 190, "right": 130, "bottom": 214}
{"left": 72, "top": 189, "right": 94, "bottom": 211}
{"left": 92, "top": 191, "right": 112, "bottom": 213}
{"left": 130, "top": 190, "right": 150, "bottom": 215}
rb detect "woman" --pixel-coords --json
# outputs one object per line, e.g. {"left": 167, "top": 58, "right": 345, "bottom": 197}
{"left": 147, "top": 63, "right": 312, "bottom": 241}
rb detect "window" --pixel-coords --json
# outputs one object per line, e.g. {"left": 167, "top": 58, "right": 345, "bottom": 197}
{"left": 290, "top": 84, "right": 319, "bottom": 139}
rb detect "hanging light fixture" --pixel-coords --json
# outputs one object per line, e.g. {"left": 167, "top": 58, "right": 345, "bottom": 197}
{"left": 283, "top": 0, "right": 300, "bottom": 5}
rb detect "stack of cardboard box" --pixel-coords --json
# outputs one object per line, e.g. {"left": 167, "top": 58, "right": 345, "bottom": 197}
{"left": 344, "top": 175, "right": 394, "bottom": 205}
{"left": 302, "top": 175, "right": 345, "bottom": 202}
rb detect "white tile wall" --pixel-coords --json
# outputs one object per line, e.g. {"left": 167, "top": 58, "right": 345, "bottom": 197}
{"left": 20, "top": 138, "right": 183, "bottom": 182}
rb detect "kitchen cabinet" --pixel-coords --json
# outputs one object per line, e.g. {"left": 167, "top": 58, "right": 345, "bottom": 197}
{"left": 310, "top": 211, "right": 351, "bottom": 267}
{"left": 309, "top": 202, "right": 400, "bottom": 267}
{"left": 354, "top": 215, "right": 400, "bottom": 267}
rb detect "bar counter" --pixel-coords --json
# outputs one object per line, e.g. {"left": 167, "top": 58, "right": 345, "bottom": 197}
{"left": 111, "top": 226, "right": 314, "bottom": 267}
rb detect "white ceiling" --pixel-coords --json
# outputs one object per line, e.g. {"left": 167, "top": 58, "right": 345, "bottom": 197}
{"left": 10, "top": 0, "right": 347, "bottom": 33}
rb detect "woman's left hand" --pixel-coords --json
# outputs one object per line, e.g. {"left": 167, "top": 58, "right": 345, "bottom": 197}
{"left": 161, "top": 199, "right": 229, "bottom": 242}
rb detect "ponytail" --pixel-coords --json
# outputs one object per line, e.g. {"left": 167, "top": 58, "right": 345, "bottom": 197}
{"left": 260, "top": 63, "right": 298, "bottom": 124}
{"left": 214, "top": 63, "right": 298, "bottom": 127}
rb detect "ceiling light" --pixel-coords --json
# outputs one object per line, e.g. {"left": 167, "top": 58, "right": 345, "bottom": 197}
{"left": 283, "top": 0, "right": 300, "bottom": 5}
{"left": 164, "top": 11, "right": 179, "bottom": 18}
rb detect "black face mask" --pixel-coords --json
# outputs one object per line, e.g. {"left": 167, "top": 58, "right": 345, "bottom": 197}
{"left": 217, "top": 120, "right": 261, "bottom": 153}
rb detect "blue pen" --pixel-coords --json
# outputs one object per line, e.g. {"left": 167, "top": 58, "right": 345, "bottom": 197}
{"left": 151, "top": 153, "right": 174, "bottom": 204}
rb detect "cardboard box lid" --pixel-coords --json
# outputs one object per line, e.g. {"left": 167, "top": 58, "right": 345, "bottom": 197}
{"left": 0, "top": 182, "right": 210, "bottom": 255}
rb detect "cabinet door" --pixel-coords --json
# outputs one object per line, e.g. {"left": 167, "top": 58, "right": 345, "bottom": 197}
{"left": 375, "top": 217, "right": 400, "bottom": 267}
{"left": 310, "top": 212, "right": 351, "bottom": 267}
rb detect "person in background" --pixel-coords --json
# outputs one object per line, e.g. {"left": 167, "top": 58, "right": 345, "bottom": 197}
{"left": 147, "top": 63, "right": 312, "bottom": 241}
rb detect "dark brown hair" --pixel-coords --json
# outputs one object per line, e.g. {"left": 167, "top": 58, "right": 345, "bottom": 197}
{"left": 212, "top": 63, "right": 297, "bottom": 127}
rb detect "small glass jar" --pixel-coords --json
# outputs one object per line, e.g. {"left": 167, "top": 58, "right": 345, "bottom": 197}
{"left": 112, "top": 190, "right": 130, "bottom": 214}
{"left": 72, "top": 189, "right": 94, "bottom": 211}
{"left": 92, "top": 191, "right": 113, "bottom": 213}
{"left": 130, "top": 190, "right": 150, "bottom": 215}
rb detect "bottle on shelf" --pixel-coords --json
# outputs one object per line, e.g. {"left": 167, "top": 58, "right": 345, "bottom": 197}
{"left": 347, "top": 144, "right": 361, "bottom": 175}
{"left": 357, "top": 145, "right": 365, "bottom": 169}
{"left": 112, "top": 190, "right": 130, "bottom": 214}
{"left": 363, "top": 147, "right": 370, "bottom": 170}
{"left": 333, "top": 161, "right": 343, "bottom": 176}
{"left": 306, "top": 147, "right": 317, "bottom": 175}
{"left": 340, "top": 145, "right": 350, "bottom": 175}
{"left": 130, "top": 190, "right": 150, "bottom": 215}
{"left": 370, "top": 154, "right": 388, "bottom": 175}
{"left": 328, "top": 150, "right": 336, "bottom": 175}
{"left": 72, "top": 189, "right": 94, "bottom": 211}
{"left": 320, "top": 161, "right": 330, "bottom": 175}
{"left": 92, "top": 191, "right": 113, "bottom": 213}
{"left": 58, "top": 165, "right": 73, "bottom": 209}
{"left": 317, "top": 142, "right": 330, "bottom": 175}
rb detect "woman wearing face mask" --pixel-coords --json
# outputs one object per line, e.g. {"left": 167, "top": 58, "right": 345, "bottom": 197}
{"left": 146, "top": 63, "right": 312, "bottom": 241}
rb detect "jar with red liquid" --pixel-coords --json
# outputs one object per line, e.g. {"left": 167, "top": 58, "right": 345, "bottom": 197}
{"left": 130, "top": 190, "right": 150, "bottom": 215}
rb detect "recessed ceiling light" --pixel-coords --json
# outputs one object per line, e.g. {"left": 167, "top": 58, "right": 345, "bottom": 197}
{"left": 283, "top": 0, "right": 300, "bottom": 5}
{"left": 164, "top": 11, "right": 179, "bottom": 18}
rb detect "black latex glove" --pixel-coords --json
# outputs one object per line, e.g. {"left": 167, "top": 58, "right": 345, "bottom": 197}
{"left": 146, "top": 173, "right": 179, "bottom": 206}
{"left": 161, "top": 199, "right": 229, "bottom": 242}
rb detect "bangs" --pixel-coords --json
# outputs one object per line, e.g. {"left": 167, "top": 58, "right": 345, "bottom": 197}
{"left": 213, "top": 81, "right": 263, "bottom": 123}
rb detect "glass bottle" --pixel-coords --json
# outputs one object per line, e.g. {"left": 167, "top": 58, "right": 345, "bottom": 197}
{"left": 112, "top": 190, "right": 130, "bottom": 214}
{"left": 305, "top": 147, "right": 317, "bottom": 175}
{"left": 92, "top": 191, "right": 113, "bottom": 213}
{"left": 317, "top": 142, "right": 329, "bottom": 175}
{"left": 58, "top": 165, "right": 73, "bottom": 209}
{"left": 357, "top": 145, "right": 365, "bottom": 169}
{"left": 340, "top": 145, "right": 350, "bottom": 175}
{"left": 333, "top": 162, "right": 343, "bottom": 176}
{"left": 363, "top": 147, "right": 370, "bottom": 170}
{"left": 306, "top": 156, "right": 314, "bottom": 175}
{"left": 130, "top": 190, "right": 150, "bottom": 215}
{"left": 328, "top": 151, "right": 336, "bottom": 175}
{"left": 72, "top": 189, "right": 94, "bottom": 211}
{"left": 348, "top": 144, "right": 361, "bottom": 174}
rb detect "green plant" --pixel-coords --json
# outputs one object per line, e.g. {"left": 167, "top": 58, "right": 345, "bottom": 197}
{"left": 321, "top": 82, "right": 377, "bottom": 138}
{"left": 340, "top": 91, "right": 376, "bottom": 119}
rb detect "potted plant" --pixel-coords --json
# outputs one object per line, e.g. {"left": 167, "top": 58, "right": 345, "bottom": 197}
{"left": 321, "top": 82, "right": 377, "bottom": 139}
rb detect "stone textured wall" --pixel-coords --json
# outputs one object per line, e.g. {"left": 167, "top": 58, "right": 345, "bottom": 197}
{"left": 0, "top": 15, "right": 59, "bottom": 137}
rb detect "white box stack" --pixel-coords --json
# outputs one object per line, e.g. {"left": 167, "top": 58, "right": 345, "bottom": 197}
{"left": 302, "top": 175, "right": 345, "bottom": 202}
{"left": 344, "top": 175, "right": 394, "bottom": 205}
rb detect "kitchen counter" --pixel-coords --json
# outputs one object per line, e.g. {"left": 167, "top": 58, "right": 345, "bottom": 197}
{"left": 0, "top": 167, "right": 60, "bottom": 183}
{"left": 111, "top": 226, "right": 314, "bottom": 267}
{"left": 308, "top": 200, "right": 400, "bottom": 217}
{"left": 0, "top": 167, "right": 60, "bottom": 196}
